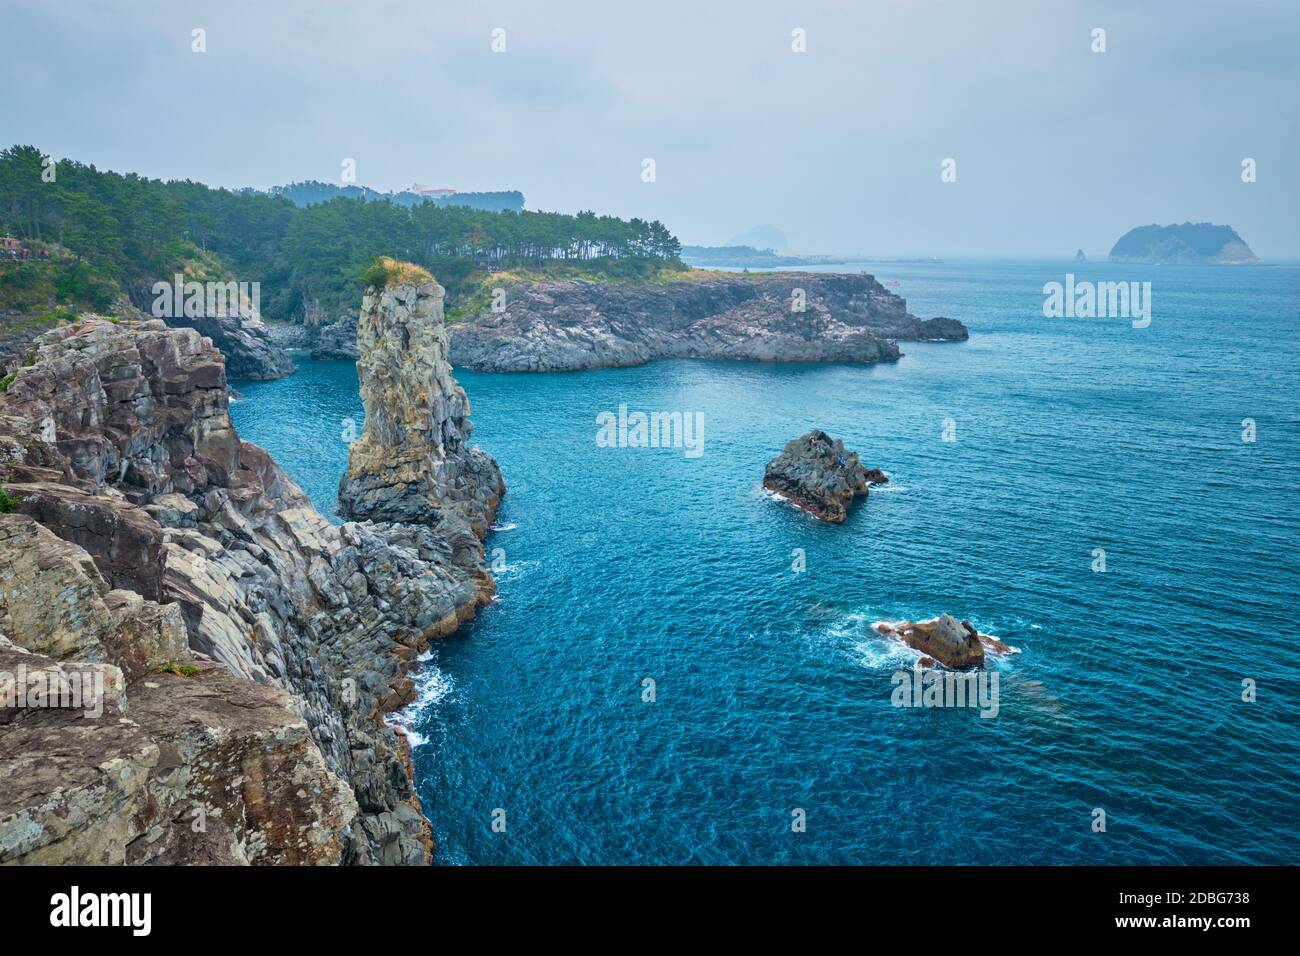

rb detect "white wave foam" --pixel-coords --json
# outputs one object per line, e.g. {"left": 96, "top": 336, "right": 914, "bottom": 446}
{"left": 494, "top": 558, "right": 539, "bottom": 578}
{"left": 388, "top": 660, "right": 455, "bottom": 749}
{"left": 807, "top": 610, "right": 921, "bottom": 670}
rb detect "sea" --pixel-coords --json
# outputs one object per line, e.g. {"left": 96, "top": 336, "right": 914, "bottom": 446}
{"left": 231, "top": 258, "right": 1300, "bottom": 865}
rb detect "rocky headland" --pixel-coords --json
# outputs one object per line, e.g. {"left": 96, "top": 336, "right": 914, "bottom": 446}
{"left": 0, "top": 287, "right": 499, "bottom": 864}
{"left": 763, "top": 429, "right": 886, "bottom": 523}
{"left": 338, "top": 263, "right": 504, "bottom": 537}
{"left": 446, "top": 271, "right": 967, "bottom": 372}
{"left": 311, "top": 312, "right": 360, "bottom": 360}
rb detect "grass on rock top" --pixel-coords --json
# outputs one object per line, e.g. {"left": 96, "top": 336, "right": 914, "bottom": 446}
{"left": 359, "top": 256, "right": 435, "bottom": 290}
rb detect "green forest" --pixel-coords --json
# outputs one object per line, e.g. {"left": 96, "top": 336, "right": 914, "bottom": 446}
{"left": 0, "top": 145, "right": 684, "bottom": 321}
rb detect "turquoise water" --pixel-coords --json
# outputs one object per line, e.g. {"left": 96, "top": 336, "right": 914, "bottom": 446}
{"left": 232, "top": 259, "right": 1300, "bottom": 865}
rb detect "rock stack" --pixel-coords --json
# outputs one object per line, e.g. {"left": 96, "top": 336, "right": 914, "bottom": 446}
{"left": 763, "top": 429, "right": 885, "bottom": 522}
{"left": 875, "top": 615, "right": 1017, "bottom": 669}
{"left": 338, "top": 266, "right": 504, "bottom": 540}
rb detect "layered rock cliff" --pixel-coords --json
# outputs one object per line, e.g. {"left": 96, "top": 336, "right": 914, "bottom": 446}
{"left": 162, "top": 305, "right": 295, "bottom": 380}
{"left": 0, "top": 314, "right": 497, "bottom": 865}
{"left": 339, "top": 274, "right": 504, "bottom": 537}
{"left": 3, "top": 299, "right": 295, "bottom": 381}
{"left": 447, "top": 271, "right": 967, "bottom": 372}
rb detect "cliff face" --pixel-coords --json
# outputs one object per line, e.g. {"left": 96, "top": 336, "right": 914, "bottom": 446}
{"left": 123, "top": 279, "right": 295, "bottom": 381}
{"left": 448, "top": 271, "right": 967, "bottom": 372}
{"left": 163, "top": 307, "right": 296, "bottom": 380}
{"left": 0, "top": 316, "right": 495, "bottom": 865}
{"left": 339, "top": 280, "right": 504, "bottom": 537}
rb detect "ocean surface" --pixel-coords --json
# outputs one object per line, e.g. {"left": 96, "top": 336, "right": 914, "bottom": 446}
{"left": 232, "top": 259, "right": 1300, "bottom": 865}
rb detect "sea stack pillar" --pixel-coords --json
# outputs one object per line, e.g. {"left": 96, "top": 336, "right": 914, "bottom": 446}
{"left": 338, "top": 261, "right": 504, "bottom": 536}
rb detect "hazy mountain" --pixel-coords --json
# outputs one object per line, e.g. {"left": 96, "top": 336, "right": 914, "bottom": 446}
{"left": 726, "top": 225, "right": 789, "bottom": 254}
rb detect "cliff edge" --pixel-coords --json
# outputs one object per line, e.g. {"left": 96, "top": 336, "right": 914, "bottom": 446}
{"left": 0, "top": 313, "right": 497, "bottom": 865}
{"left": 447, "top": 271, "right": 967, "bottom": 372}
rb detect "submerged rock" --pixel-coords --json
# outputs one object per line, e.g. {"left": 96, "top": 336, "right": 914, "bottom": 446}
{"left": 763, "top": 429, "right": 882, "bottom": 522}
{"left": 339, "top": 268, "right": 504, "bottom": 538}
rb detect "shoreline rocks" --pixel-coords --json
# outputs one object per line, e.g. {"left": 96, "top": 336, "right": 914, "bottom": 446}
{"left": 0, "top": 312, "right": 500, "bottom": 865}
{"left": 763, "top": 429, "right": 884, "bottom": 523}
{"left": 448, "top": 271, "right": 967, "bottom": 372}
{"left": 311, "top": 313, "right": 359, "bottom": 359}
{"left": 339, "top": 272, "right": 504, "bottom": 540}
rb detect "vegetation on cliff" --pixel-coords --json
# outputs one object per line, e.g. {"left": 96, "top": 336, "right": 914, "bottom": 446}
{"left": 358, "top": 256, "right": 435, "bottom": 289}
{"left": 0, "top": 145, "right": 685, "bottom": 323}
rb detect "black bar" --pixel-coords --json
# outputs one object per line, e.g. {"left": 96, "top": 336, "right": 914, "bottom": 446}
{"left": 0, "top": 866, "right": 1281, "bottom": 940}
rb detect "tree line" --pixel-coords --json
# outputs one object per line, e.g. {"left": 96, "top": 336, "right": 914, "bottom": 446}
{"left": 0, "top": 145, "right": 683, "bottom": 319}
{"left": 271, "top": 180, "right": 525, "bottom": 213}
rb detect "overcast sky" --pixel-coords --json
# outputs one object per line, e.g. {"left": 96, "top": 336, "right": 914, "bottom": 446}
{"left": 3, "top": 0, "right": 1297, "bottom": 256}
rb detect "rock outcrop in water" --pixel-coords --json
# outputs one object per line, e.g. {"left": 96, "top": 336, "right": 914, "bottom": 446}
{"left": 0, "top": 314, "right": 498, "bottom": 864}
{"left": 763, "top": 429, "right": 884, "bottom": 522}
{"left": 339, "top": 268, "right": 504, "bottom": 537}
{"left": 448, "top": 271, "right": 967, "bottom": 372}
{"left": 875, "top": 616, "right": 1016, "bottom": 669}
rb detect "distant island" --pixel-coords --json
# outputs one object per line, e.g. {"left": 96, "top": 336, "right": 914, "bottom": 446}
{"left": 1108, "top": 222, "right": 1259, "bottom": 264}
{"left": 728, "top": 225, "right": 790, "bottom": 252}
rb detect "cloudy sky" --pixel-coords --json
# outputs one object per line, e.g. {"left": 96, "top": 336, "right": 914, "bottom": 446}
{"left": 3, "top": 0, "right": 1297, "bottom": 256}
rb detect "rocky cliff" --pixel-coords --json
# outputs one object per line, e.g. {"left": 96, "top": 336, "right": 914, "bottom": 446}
{"left": 3, "top": 300, "right": 295, "bottom": 381}
{"left": 162, "top": 306, "right": 296, "bottom": 380}
{"left": 0, "top": 314, "right": 497, "bottom": 865}
{"left": 339, "top": 273, "right": 504, "bottom": 536}
{"left": 311, "top": 313, "right": 360, "bottom": 360}
{"left": 447, "top": 271, "right": 967, "bottom": 372}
